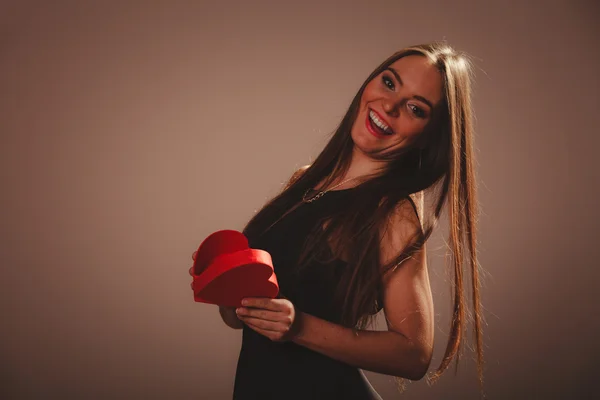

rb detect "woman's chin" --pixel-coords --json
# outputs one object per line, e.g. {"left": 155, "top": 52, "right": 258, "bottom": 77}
{"left": 351, "top": 129, "right": 384, "bottom": 152}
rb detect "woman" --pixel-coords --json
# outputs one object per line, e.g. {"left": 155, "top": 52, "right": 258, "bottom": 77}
{"left": 216, "top": 42, "right": 483, "bottom": 399}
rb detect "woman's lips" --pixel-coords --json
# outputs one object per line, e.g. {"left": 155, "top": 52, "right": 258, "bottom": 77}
{"left": 365, "top": 111, "right": 389, "bottom": 139}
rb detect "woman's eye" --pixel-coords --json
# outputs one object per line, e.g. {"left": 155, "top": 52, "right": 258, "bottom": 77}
{"left": 409, "top": 104, "right": 425, "bottom": 118}
{"left": 382, "top": 75, "right": 395, "bottom": 90}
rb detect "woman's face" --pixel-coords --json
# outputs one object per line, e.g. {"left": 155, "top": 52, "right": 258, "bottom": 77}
{"left": 351, "top": 55, "right": 444, "bottom": 156}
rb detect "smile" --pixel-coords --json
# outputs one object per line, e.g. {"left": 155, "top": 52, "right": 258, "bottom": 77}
{"left": 366, "top": 109, "right": 394, "bottom": 137}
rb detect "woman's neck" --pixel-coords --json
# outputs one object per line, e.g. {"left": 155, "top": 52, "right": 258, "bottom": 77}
{"left": 315, "top": 147, "right": 387, "bottom": 191}
{"left": 341, "top": 146, "right": 387, "bottom": 182}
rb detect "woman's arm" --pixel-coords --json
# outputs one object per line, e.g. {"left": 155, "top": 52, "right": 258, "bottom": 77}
{"left": 237, "top": 200, "right": 434, "bottom": 379}
{"left": 292, "top": 239, "right": 432, "bottom": 379}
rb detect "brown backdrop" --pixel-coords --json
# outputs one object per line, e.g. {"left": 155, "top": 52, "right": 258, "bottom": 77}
{"left": 1, "top": 0, "right": 599, "bottom": 399}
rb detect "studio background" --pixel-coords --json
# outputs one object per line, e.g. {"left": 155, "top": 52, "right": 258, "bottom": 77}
{"left": 1, "top": 1, "right": 598, "bottom": 399}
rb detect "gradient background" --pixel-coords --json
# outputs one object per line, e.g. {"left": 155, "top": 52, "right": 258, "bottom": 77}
{"left": 1, "top": 1, "right": 599, "bottom": 399}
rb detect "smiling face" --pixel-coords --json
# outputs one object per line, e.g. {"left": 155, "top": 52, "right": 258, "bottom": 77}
{"left": 351, "top": 55, "right": 444, "bottom": 157}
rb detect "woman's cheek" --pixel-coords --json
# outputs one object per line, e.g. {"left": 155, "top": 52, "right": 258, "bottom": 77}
{"left": 405, "top": 121, "right": 427, "bottom": 137}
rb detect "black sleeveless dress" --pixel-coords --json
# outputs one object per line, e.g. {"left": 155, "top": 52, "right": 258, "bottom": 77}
{"left": 232, "top": 188, "right": 383, "bottom": 400}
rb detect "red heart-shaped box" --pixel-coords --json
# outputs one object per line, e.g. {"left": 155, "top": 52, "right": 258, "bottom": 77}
{"left": 190, "top": 230, "right": 279, "bottom": 307}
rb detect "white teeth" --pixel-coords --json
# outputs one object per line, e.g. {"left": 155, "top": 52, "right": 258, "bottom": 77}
{"left": 369, "top": 110, "right": 393, "bottom": 134}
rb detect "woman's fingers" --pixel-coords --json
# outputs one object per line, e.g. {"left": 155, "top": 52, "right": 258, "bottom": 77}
{"left": 236, "top": 307, "right": 286, "bottom": 323}
{"left": 236, "top": 298, "right": 298, "bottom": 342}
{"left": 241, "top": 297, "right": 286, "bottom": 311}
{"left": 242, "top": 317, "right": 292, "bottom": 342}
{"left": 244, "top": 321, "right": 278, "bottom": 341}
{"left": 239, "top": 316, "right": 281, "bottom": 332}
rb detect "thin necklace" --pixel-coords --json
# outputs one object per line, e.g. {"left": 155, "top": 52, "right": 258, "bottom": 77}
{"left": 302, "top": 176, "right": 360, "bottom": 203}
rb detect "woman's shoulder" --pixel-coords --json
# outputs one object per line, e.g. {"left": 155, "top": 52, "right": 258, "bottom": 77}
{"left": 407, "top": 191, "right": 424, "bottom": 229}
{"left": 292, "top": 164, "right": 310, "bottom": 179}
{"left": 283, "top": 164, "right": 311, "bottom": 190}
{"left": 380, "top": 192, "right": 424, "bottom": 234}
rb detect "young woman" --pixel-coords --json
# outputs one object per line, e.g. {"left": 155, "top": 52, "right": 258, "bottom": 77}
{"left": 215, "top": 42, "right": 483, "bottom": 399}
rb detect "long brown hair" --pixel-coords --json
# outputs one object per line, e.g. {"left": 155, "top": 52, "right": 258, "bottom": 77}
{"left": 243, "top": 42, "right": 483, "bottom": 389}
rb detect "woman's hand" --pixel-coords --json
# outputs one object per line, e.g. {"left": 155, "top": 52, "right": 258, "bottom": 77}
{"left": 236, "top": 297, "right": 301, "bottom": 342}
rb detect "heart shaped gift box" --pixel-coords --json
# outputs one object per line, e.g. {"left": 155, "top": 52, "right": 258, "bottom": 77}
{"left": 190, "top": 230, "right": 279, "bottom": 307}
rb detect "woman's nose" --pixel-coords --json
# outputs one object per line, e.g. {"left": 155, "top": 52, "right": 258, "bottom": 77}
{"left": 382, "top": 96, "right": 400, "bottom": 117}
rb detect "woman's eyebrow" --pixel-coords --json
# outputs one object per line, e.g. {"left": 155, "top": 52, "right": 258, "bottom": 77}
{"left": 386, "top": 67, "right": 434, "bottom": 109}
